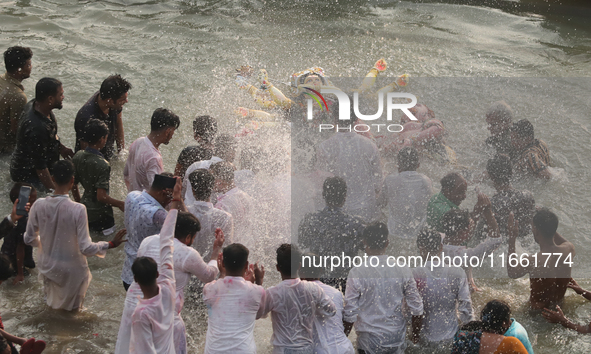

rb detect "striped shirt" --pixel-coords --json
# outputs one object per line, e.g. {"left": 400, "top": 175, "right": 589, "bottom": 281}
{"left": 513, "top": 139, "right": 550, "bottom": 176}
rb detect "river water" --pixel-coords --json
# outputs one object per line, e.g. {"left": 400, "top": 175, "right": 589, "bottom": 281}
{"left": 1, "top": 0, "right": 591, "bottom": 353}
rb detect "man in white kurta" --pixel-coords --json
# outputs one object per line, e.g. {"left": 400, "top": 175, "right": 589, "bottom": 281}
{"left": 124, "top": 136, "right": 163, "bottom": 192}
{"left": 24, "top": 194, "right": 111, "bottom": 311}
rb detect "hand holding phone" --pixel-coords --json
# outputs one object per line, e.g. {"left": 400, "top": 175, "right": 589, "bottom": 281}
{"left": 15, "top": 186, "right": 32, "bottom": 216}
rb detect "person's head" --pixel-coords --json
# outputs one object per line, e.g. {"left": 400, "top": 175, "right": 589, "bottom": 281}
{"left": 532, "top": 208, "right": 559, "bottom": 244}
{"left": 363, "top": 222, "right": 389, "bottom": 252}
{"left": 51, "top": 160, "right": 75, "bottom": 188}
{"left": 322, "top": 176, "right": 347, "bottom": 208}
{"left": 149, "top": 172, "right": 175, "bottom": 207}
{"left": 0, "top": 333, "right": 9, "bottom": 354}
{"left": 485, "top": 101, "right": 513, "bottom": 137}
{"left": 189, "top": 169, "right": 215, "bottom": 201}
{"left": 4, "top": 46, "right": 32, "bottom": 79}
{"left": 193, "top": 115, "right": 218, "bottom": 145}
{"left": 404, "top": 103, "right": 435, "bottom": 125}
{"left": 132, "top": 256, "right": 158, "bottom": 287}
{"left": 150, "top": 108, "right": 180, "bottom": 144}
{"left": 35, "top": 77, "right": 64, "bottom": 110}
{"left": 481, "top": 300, "right": 512, "bottom": 334}
{"left": 441, "top": 209, "right": 473, "bottom": 244}
{"left": 83, "top": 118, "right": 109, "bottom": 148}
{"left": 213, "top": 134, "right": 237, "bottom": 163}
{"left": 299, "top": 252, "right": 324, "bottom": 281}
{"left": 175, "top": 211, "right": 201, "bottom": 246}
{"left": 223, "top": 243, "right": 250, "bottom": 276}
{"left": 210, "top": 161, "right": 235, "bottom": 193}
{"left": 99, "top": 74, "right": 132, "bottom": 110}
{"left": 398, "top": 146, "right": 420, "bottom": 172}
{"left": 276, "top": 243, "right": 301, "bottom": 278}
{"left": 511, "top": 119, "right": 535, "bottom": 150}
{"left": 0, "top": 254, "right": 13, "bottom": 285}
{"left": 416, "top": 228, "right": 442, "bottom": 255}
{"left": 9, "top": 182, "right": 37, "bottom": 206}
{"left": 440, "top": 172, "right": 467, "bottom": 206}
{"left": 487, "top": 154, "right": 512, "bottom": 187}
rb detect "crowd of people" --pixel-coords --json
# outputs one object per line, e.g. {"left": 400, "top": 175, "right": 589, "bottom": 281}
{"left": 0, "top": 45, "right": 584, "bottom": 354}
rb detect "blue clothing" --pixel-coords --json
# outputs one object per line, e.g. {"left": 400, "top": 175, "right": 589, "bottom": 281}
{"left": 504, "top": 318, "right": 534, "bottom": 354}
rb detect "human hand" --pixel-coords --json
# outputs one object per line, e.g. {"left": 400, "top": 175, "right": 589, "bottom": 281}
{"left": 374, "top": 58, "right": 387, "bottom": 72}
{"left": 110, "top": 229, "right": 127, "bottom": 248}
{"left": 568, "top": 278, "right": 585, "bottom": 295}
{"left": 172, "top": 177, "right": 182, "bottom": 201}
{"left": 245, "top": 264, "right": 255, "bottom": 283}
{"left": 507, "top": 212, "right": 519, "bottom": 243}
{"left": 542, "top": 306, "right": 567, "bottom": 325}
{"left": 60, "top": 145, "right": 75, "bottom": 159}
{"left": 217, "top": 252, "right": 225, "bottom": 278}
{"left": 13, "top": 274, "right": 24, "bottom": 285}
{"left": 253, "top": 263, "right": 265, "bottom": 285}
{"left": 10, "top": 199, "right": 30, "bottom": 224}
{"left": 474, "top": 192, "right": 491, "bottom": 215}
{"left": 213, "top": 228, "right": 225, "bottom": 249}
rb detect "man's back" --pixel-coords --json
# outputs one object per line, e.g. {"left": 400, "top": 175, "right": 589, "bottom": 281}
{"left": 124, "top": 137, "right": 163, "bottom": 192}
{"left": 73, "top": 149, "right": 112, "bottom": 223}
{"left": 0, "top": 72, "right": 26, "bottom": 153}
{"left": 529, "top": 247, "right": 574, "bottom": 309}
{"left": 187, "top": 201, "right": 233, "bottom": 259}
{"left": 215, "top": 187, "right": 254, "bottom": 250}
{"left": 312, "top": 281, "right": 354, "bottom": 354}
{"left": 74, "top": 92, "right": 120, "bottom": 159}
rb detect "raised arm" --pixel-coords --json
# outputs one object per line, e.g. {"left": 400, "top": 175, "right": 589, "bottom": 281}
{"left": 507, "top": 213, "right": 531, "bottom": 279}
{"left": 343, "top": 277, "right": 360, "bottom": 336}
{"left": 158, "top": 209, "right": 177, "bottom": 282}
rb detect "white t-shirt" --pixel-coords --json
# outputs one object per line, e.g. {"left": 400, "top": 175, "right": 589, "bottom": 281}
{"left": 124, "top": 137, "right": 163, "bottom": 192}
{"left": 187, "top": 200, "right": 234, "bottom": 260}
{"left": 215, "top": 187, "right": 255, "bottom": 251}
{"left": 312, "top": 281, "right": 355, "bottom": 354}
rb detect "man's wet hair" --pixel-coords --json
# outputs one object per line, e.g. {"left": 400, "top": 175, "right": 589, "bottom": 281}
{"left": 440, "top": 172, "right": 464, "bottom": 194}
{"left": 276, "top": 244, "right": 301, "bottom": 276}
{"left": 481, "top": 299, "right": 511, "bottom": 334}
{"left": 151, "top": 108, "right": 180, "bottom": 131}
{"left": 486, "top": 101, "right": 513, "bottom": 124}
{"left": 175, "top": 211, "right": 201, "bottom": 241}
{"left": 36, "top": 77, "right": 62, "bottom": 102}
{"left": 51, "top": 160, "right": 75, "bottom": 186}
{"left": 4, "top": 46, "right": 32, "bottom": 73}
{"left": 0, "top": 255, "right": 13, "bottom": 282}
{"left": 193, "top": 115, "right": 218, "bottom": 143}
{"left": 441, "top": 208, "right": 471, "bottom": 238}
{"left": 363, "top": 223, "right": 389, "bottom": 250}
{"left": 398, "top": 147, "right": 420, "bottom": 171}
{"left": 9, "top": 182, "right": 34, "bottom": 203}
{"left": 150, "top": 172, "right": 174, "bottom": 191}
{"left": 487, "top": 154, "right": 512, "bottom": 185}
{"left": 210, "top": 161, "right": 235, "bottom": 183}
{"left": 323, "top": 176, "right": 347, "bottom": 208}
{"left": 99, "top": 74, "right": 132, "bottom": 101}
{"left": 213, "top": 134, "right": 237, "bottom": 162}
{"left": 189, "top": 169, "right": 215, "bottom": 201}
{"left": 416, "top": 228, "right": 442, "bottom": 253}
{"left": 511, "top": 119, "right": 534, "bottom": 140}
{"left": 299, "top": 252, "right": 324, "bottom": 280}
{"left": 84, "top": 118, "right": 109, "bottom": 145}
{"left": 132, "top": 256, "right": 158, "bottom": 286}
{"left": 223, "top": 243, "right": 249, "bottom": 274}
{"left": 533, "top": 208, "right": 558, "bottom": 240}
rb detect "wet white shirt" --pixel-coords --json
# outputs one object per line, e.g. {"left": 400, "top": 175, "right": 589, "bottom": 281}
{"left": 378, "top": 171, "right": 433, "bottom": 239}
{"left": 187, "top": 200, "right": 234, "bottom": 260}
{"left": 130, "top": 210, "right": 178, "bottom": 354}
{"left": 215, "top": 187, "right": 255, "bottom": 250}
{"left": 316, "top": 132, "right": 382, "bottom": 223}
{"left": 182, "top": 156, "right": 223, "bottom": 204}
{"left": 311, "top": 281, "right": 355, "bottom": 354}
{"left": 344, "top": 255, "right": 424, "bottom": 354}
{"left": 203, "top": 276, "right": 266, "bottom": 354}
{"left": 116, "top": 233, "right": 218, "bottom": 354}
{"left": 443, "top": 236, "right": 503, "bottom": 260}
{"left": 412, "top": 262, "right": 473, "bottom": 343}
{"left": 24, "top": 195, "right": 110, "bottom": 311}
{"left": 124, "top": 137, "right": 163, "bottom": 192}
{"left": 260, "top": 278, "right": 337, "bottom": 354}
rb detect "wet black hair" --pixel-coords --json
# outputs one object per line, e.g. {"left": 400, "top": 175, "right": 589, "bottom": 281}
{"left": 416, "top": 228, "right": 442, "bottom": 253}
{"left": 83, "top": 118, "right": 109, "bottom": 145}
{"left": 481, "top": 299, "right": 511, "bottom": 334}
{"left": 99, "top": 74, "right": 132, "bottom": 101}
{"left": 3, "top": 46, "right": 32, "bottom": 73}
{"left": 132, "top": 256, "right": 158, "bottom": 286}
{"left": 533, "top": 208, "right": 559, "bottom": 240}
{"left": 0, "top": 255, "right": 13, "bottom": 282}
{"left": 441, "top": 208, "right": 471, "bottom": 239}
{"left": 440, "top": 172, "right": 464, "bottom": 194}
{"left": 512, "top": 119, "right": 534, "bottom": 140}
{"left": 223, "top": 243, "right": 249, "bottom": 274}
{"left": 487, "top": 154, "right": 512, "bottom": 185}
{"left": 193, "top": 115, "right": 218, "bottom": 143}
{"left": 9, "top": 182, "right": 34, "bottom": 203}
{"left": 150, "top": 108, "right": 180, "bottom": 131}
{"left": 189, "top": 169, "right": 215, "bottom": 201}
{"left": 51, "top": 160, "right": 75, "bottom": 186}
{"left": 323, "top": 176, "right": 347, "bottom": 208}
{"left": 175, "top": 211, "right": 201, "bottom": 241}
{"left": 210, "top": 161, "right": 235, "bottom": 183}
{"left": 276, "top": 244, "right": 301, "bottom": 277}
{"left": 398, "top": 147, "right": 420, "bottom": 171}
{"left": 35, "top": 77, "right": 62, "bottom": 102}
{"left": 363, "top": 223, "right": 389, "bottom": 250}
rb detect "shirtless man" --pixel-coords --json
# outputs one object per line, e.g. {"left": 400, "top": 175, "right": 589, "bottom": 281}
{"left": 507, "top": 208, "right": 575, "bottom": 310}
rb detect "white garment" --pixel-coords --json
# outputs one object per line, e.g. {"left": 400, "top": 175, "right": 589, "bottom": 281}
{"left": 24, "top": 195, "right": 109, "bottom": 311}
{"left": 182, "top": 156, "right": 223, "bottom": 204}
{"left": 260, "top": 278, "right": 336, "bottom": 354}
{"left": 316, "top": 132, "right": 382, "bottom": 223}
{"left": 215, "top": 187, "right": 255, "bottom": 251}
{"left": 116, "top": 234, "right": 218, "bottom": 354}
{"left": 443, "top": 237, "right": 503, "bottom": 260}
{"left": 130, "top": 210, "right": 178, "bottom": 354}
{"left": 344, "top": 255, "right": 423, "bottom": 354}
{"left": 312, "top": 281, "right": 354, "bottom": 354}
{"left": 378, "top": 171, "right": 433, "bottom": 239}
{"left": 256, "top": 173, "right": 291, "bottom": 252}
{"left": 187, "top": 201, "right": 234, "bottom": 260}
{"left": 203, "top": 276, "right": 266, "bottom": 354}
{"left": 412, "top": 262, "right": 473, "bottom": 343}
{"left": 124, "top": 137, "right": 163, "bottom": 192}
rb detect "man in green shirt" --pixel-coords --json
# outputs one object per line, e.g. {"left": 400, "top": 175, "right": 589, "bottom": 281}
{"left": 72, "top": 119, "right": 125, "bottom": 234}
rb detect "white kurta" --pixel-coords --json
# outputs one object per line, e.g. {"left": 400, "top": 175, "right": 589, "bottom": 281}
{"left": 24, "top": 195, "right": 110, "bottom": 311}
{"left": 214, "top": 187, "right": 255, "bottom": 251}
{"left": 124, "top": 137, "right": 163, "bottom": 192}
{"left": 203, "top": 276, "right": 266, "bottom": 354}
{"left": 182, "top": 156, "right": 223, "bottom": 204}
{"left": 312, "top": 281, "right": 355, "bottom": 354}
{"left": 130, "top": 210, "right": 178, "bottom": 354}
{"left": 187, "top": 201, "right": 234, "bottom": 259}
{"left": 116, "top": 233, "right": 218, "bottom": 354}
{"left": 260, "top": 278, "right": 336, "bottom": 354}
{"left": 316, "top": 132, "right": 382, "bottom": 223}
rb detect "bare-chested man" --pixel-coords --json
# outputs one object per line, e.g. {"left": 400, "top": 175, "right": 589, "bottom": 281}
{"left": 507, "top": 208, "right": 575, "bottom": 310}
